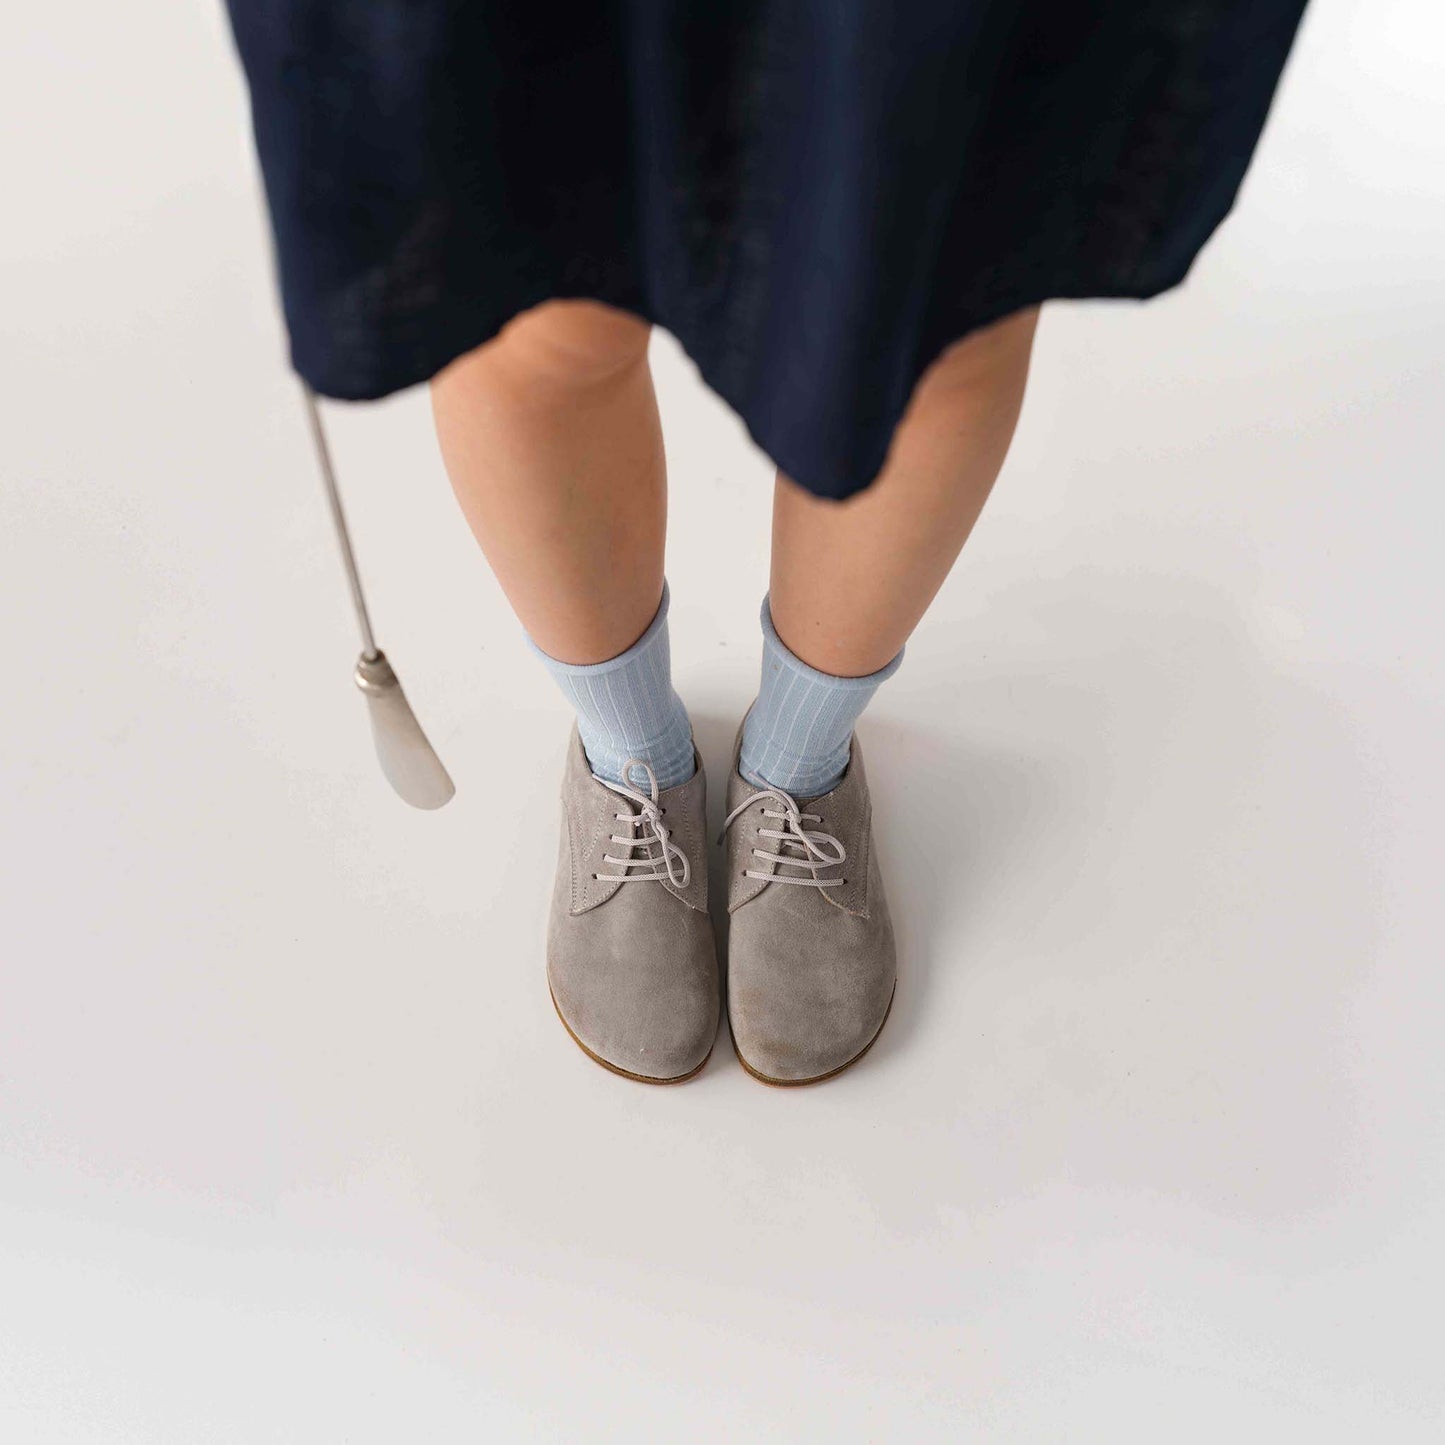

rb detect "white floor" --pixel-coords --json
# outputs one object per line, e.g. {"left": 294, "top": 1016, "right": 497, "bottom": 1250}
{"left": 4, "top": 3, "right": 1443, "bottom": 1440}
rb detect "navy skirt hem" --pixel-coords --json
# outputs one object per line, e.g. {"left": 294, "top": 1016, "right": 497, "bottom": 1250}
{"left": 231, "top": 1, "right": 1307, "bottom": 501}
{"left": 290, "top": 251, "right": 1209, "bottom": 504}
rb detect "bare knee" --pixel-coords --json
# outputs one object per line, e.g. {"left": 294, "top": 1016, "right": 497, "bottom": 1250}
{"left": 478, "top": 299, "right": 652, "bottom": 391}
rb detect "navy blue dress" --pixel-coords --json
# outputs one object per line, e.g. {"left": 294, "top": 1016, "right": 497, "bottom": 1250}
{"left": 225, "top": 2, "right": 1306, "bottom": 500}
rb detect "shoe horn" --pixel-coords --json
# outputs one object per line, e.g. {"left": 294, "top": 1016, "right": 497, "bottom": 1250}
{"left": 300, "top": 384, "right": 456, "bottom": 810}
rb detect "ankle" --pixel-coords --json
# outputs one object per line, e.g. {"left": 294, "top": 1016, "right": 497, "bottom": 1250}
{"left": 737, "top": 595, "right": 901, "bottom": 798}
{"left": 530, "top": 580, "right": 697, "bottom": 792}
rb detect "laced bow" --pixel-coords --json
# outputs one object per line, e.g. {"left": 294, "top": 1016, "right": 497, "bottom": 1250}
{"left": 593, "top": 759, "right": 690, "bottom": 888}
{"left": 721, "top": 784, "right": 847, "bottom": 889}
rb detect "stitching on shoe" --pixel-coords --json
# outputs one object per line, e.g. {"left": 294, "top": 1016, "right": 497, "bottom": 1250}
{"left": 727, "top": 798, "right": 773, "bottom": 912}
{"left": 662, "top": 799, "right": 703, "bottom": 911}
{"left": 821, "top": 799, "right": 871, "bottom": 918}
{"left": 572, "top": 797, "right": 614, "bottom": 913}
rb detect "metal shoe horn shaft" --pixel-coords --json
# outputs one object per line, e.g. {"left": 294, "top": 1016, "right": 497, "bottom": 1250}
{"left": 301, "top": 385, "right": 455, "bottom": 810}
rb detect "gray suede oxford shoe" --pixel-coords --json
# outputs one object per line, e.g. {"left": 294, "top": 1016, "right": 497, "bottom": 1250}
{"left": 722, "top": 731, "right": 896, "bottom": 1085}
{"left": 547, "top": 728, "right": 719, "bottom": 1083}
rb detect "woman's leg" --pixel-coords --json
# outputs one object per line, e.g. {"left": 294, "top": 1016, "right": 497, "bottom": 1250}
{"left": 772, "top": 307, "right": 1040, "bottom": 676}
{"left": 435, "top": 300, "right": 714, "bottom": 1083}
{"left": 739, "top": 307, "right": 1039, "bottom": 795}
{"left": 725, "top": 308, "right": 1040, "bottom": 1086}
{"left": 431, "top": 299, "right": 664, "bottom": 664}
{"left": 432, "top": 300, "right": 694, "bottom": 788}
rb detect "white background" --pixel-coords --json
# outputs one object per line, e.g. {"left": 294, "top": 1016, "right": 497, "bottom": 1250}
{"left": 3, "top": 2, "right": 1443, "bottom": 1439}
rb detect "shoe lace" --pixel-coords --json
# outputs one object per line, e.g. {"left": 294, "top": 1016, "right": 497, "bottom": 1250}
{"left": 592, "top": 759, "right": 690, "bottom": 888}
{"left": 721, "top": 784, "right": 847, "bottom": 889}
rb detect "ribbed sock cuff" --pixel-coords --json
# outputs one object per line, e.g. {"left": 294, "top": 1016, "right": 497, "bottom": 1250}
{"left": 528, "top": 582, "right": 696, "bottom": 791}
{"left": 739, "top": 595, "right": 902, "bottom": 797}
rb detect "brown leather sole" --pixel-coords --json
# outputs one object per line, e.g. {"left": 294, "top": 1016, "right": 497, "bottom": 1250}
{"left": 731, "top": 982, "right": 896, "bottom": 1087}
{"left": 548, "top": 985, "right": 713, "bottom": 1085}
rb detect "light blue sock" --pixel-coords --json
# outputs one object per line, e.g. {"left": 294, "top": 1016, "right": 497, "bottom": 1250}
{"left": 529, "top": 581, "right": 696, "bottom": 791}
{"left": 739, "top": 595, "right": 903, "bottom": 799}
